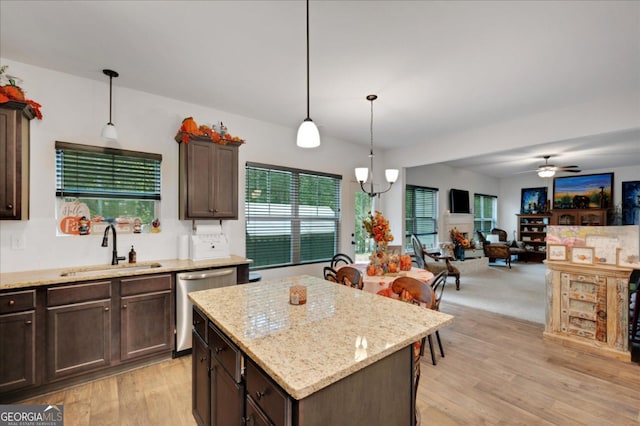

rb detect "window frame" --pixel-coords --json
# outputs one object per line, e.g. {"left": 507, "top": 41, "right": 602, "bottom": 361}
{"left": 405, "top": 185, "right": 438, "bottom": 251}
{"left": 474, "top": 193, "right": 497, "bottom": 234}
{"left": 245, "top": 162, "right": 342, "bottom": 270}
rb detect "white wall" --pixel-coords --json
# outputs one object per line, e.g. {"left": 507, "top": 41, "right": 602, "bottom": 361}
{"left": 406, "top": 163, "right": 500, "bottom": 244}
{"left": 0, "top": 59, "right": 369, "bottom": 278}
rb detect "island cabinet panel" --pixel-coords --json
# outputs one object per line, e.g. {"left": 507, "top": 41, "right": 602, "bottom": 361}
{"left": 192, "top": 330, "right": 210, "bottom": 426}
{"left": 179, "top": 137, "right": 239, "bottom": 220}
{"left": 46, "top": 281, "right": 112, "bottom": 381}
{"left": 119, "top": 274, "right": 174, "bottom": 361}
{"left": 245, "top": 395, "right": 272, "bottom": 426}
{"left": 0, "top": 289, "right": 36, "bottom": 392}
{"left": 210, "top": 357, "right": 244, "bottom": 426}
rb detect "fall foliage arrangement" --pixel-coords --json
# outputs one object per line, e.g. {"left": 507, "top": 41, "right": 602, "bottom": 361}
{"left": 0, "top": 65, "right": 43, "bottom": 119}
{"left": 175, "top": 116, "right": 245, "bottom": 145}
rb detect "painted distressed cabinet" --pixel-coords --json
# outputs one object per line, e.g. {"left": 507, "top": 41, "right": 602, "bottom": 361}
{"left": 545, "top": 261, "right": 631, "bottom": 362}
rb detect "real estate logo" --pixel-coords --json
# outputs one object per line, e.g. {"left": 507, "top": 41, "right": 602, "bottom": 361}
{"left": 0, "top": 404, "right": 63, "bottom": 426}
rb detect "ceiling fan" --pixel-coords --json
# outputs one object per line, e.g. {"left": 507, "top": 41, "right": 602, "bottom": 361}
{"left": 534, "top": 155, "right": 581, "bottom": 177}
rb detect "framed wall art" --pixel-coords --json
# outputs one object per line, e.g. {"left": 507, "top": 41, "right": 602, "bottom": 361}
{"left": 521, "top": 187, "right": 547, "bottom": 213}
{"left": 553, "top": 173, "right": 613, "bottom": 209}
{"left": 571, "top": 247, "right": 594, "bottom": 265}
{"left": 621, "top": 180, "right": 640, "bottom": 225}
{"left": 547, "top": 244, "right": 567, "bottom": 261}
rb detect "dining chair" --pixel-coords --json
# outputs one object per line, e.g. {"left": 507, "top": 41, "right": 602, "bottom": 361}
{"left": 428, "top": 271, "right": 448, "bottom": 361}
{"left": 323, "top": 266, "right": 338, "bottom": 283}
{"left": 330, "top": 253, "right": 354, "bottom": 269}
{"left": 388, "top": 276, "right": 439, "bottom": 406}
{"left": 335, "top": 265, "right": 363, "bottom": 290}
{"left": 411, "top": 234, "right": 461, "bottom": 291}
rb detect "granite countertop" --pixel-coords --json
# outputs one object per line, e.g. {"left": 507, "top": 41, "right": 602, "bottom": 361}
{"left": 0, "top": 255, "right": 251, "bottom": 290}
{"left": 189, "top": 275, "right": 454, "bottom": 400}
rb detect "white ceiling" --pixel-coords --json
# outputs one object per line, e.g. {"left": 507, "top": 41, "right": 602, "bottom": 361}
{"left": 1, "top": 1, "right": 639, "bottom": 177}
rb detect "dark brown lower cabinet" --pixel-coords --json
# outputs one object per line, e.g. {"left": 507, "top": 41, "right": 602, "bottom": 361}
{"left": 211, "top": 357, "right": 244, "bottom": 425}
{"left": 46, "top": 298, "right": 111, "bottom": 381}
{"left": 0, "top": 310, "right": 36, "bottom": 392}
{"left": 120, "top": 274, "right": 173, "bottom": 361}
{"left": 245, "top": 396, "right": 272, "bottom": 426}
{"left": 192, "top": 331, "right": 210, "bottom": 426}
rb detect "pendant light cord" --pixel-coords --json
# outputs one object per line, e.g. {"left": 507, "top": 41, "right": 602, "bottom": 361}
{"left": 108, "top": 74, "right": 113, "bottom": 124}
{"left": 306, "top": 0, "right": 310, "bottom": 120}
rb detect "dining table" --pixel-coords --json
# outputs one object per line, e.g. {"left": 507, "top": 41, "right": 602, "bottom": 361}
{"left": 337, "top": 263, "right": 435, "bottom": 294}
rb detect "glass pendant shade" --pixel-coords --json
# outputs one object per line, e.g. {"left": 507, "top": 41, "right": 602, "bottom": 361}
{"left": 385, "top": 169, "right": 399, "bottom": 183}
{"left": 296, "top": 118, "right": 320, "bottom": 148}
{"left": 101, "top": 123, "right": 118, "bottom": 142}
{"left": 355, "top": 168, "right": 369, "bottom": 183}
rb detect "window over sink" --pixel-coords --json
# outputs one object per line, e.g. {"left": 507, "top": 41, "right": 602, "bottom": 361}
{"left": 55, "top": 141, "right": 161, "bottom": 235}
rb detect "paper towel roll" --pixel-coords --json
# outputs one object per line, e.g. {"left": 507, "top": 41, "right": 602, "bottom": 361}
{"left": 178, "top": 235, "right": 189, "bottom": 259}
{"left": 193, "top": 224, "right": 222, "bottom": 235}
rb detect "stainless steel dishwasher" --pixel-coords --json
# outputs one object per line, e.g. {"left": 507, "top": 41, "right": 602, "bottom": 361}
{"left": 175, "top": 267, "right": 236, "bottom": 354}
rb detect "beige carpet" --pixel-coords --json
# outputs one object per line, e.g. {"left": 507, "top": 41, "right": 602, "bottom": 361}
{"left": 441, "top": 261, "right": 546, "bottom": 324}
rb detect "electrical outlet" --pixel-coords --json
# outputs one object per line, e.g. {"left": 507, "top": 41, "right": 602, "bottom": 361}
{"left": 10, "top": 233, "right": 26, "bottom": 250}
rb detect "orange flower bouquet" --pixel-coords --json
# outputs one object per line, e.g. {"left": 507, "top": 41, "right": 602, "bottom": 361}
{"left": 450, "top": 228, "right": 470, "bottom": 248}
{"left": 363, "top": 211, "right": 394, "bottom": 275}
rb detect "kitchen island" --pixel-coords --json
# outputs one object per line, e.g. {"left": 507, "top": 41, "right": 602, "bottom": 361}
{"left": 189, "top": 275, "right": 454, "bottom": 425}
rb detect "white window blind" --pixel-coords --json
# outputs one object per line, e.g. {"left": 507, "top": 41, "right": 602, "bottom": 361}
{"left": 245, "top": 162, "right": 342, "bottom": 269}
{"left": 405, "top": 185, "right": 438, "bottom": 249}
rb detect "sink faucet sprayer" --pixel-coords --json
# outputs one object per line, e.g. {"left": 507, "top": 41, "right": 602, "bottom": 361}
{"left": 102, "top": 223, "right": 126, "bottom": 265}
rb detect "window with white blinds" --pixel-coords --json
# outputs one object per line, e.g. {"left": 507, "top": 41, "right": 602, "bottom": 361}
{"left": 474, "top": 193, "right": 497, "bottom": 234}
{"left": 55, "top": 141, "right": 161, "bottom": 224}
{"left": 405, "top": 185, "right": 438, "bottom": 250}
{"left": 245, "top": 162, "right": 342, "bottom": 269}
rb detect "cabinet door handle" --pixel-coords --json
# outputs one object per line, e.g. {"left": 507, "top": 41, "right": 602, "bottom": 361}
{"left": 25, "top": 320, "right": 32, "bottom": 325}
{"left": 104, "top": 307, "right": 110, "bottom": 311}
{"left": 255, "top": 390, "right": 266, "bottom": 400}
{"left": 200, "top": 356, "right": 207, "bottom": 363}
{"left": 123, "top": 304, "right": 128, "bottom": 309}
{"left": 7, "top": 203, "right": 13, "bottom": 209}
{"left": 214, "top": 347, "right": 224, "bottom": 354}
{"left": 8, "top": 299, "right": 15, "bottom": 306}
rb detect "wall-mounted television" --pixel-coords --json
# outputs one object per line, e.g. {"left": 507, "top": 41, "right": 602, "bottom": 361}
{"left": 450, "top": 189, "right": 470, "bottom": 213}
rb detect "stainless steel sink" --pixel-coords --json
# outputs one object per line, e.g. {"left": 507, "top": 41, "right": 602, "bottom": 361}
{"left": 60, "top": 262, "right": 162, "bottom": 277}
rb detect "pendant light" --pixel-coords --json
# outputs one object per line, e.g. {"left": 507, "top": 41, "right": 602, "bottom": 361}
{"left": 101, "top": 69, "right": 119, "bottom": 142}
{"left": 296, "top": 0, "right": 320, "bottom": 148}
{"left": 355, "top": 95, "right": 399, "bottom": 197}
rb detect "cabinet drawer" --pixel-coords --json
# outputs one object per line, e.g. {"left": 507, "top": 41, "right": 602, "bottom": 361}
{"left": 245, "top": 359, "right": 292, "bottom": 425}
{"left": 0, "top": 289, "right": 35, "bottom": 314}
{"left": 47, "top": 281, "right": 111, "bottom": 306}
{"left": 120, "top": 274, "right": 172, "bottom": 296}
{"left": 564, "top": 272, "right": 605, "bottom": 285}
{"left": 193, "top": 306, "right": 207, "bottom": 340}
{"left": 245, "top": 395, "right": 274, "bottom": 426}
{"left": 208, "top": 323, "right": 242, "bottom": 382}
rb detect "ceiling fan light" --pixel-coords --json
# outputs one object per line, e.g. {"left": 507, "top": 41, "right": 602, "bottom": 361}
{"left": 296, "top": 119, "right": 320, "bottom": 148}
{"left": 385, "top": 169, "right": 399, "bottom": 183}
{"left": 355, "top": 167, "right": 369, "bottom": 183}
{"left": 538, "top": 169, "right": 555, "bottom": 178}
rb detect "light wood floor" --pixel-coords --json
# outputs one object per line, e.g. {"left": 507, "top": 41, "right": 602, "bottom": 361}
{"left": 21, "top": 302, "right": 640, "bottom": 425}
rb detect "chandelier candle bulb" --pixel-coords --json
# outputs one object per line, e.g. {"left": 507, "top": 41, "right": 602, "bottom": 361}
{"left": 289, "top": 285, "right": 307, "bottom": 305}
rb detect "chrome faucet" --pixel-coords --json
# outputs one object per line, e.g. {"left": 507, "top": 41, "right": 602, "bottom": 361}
{"left": 101, "top": 223, "right": 126, "bottom": 265}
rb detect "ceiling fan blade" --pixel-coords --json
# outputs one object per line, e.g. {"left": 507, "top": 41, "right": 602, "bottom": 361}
{"left": 558, "top": 165, "right": 579, "bottom": 169}
{"left": 562, "top": 169, "right": 581, "bottom": 173}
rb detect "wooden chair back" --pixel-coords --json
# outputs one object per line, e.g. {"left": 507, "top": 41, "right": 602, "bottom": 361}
{"left": 323, "top": 266, "right": 338, "bottom": 283}
{"left": 429, "top": 271, "right": 448, "bottom": 311}
{"left": 410, "top": 235, "right": 426, "bottom": 269}
{"left": 335, "top": 266, "right": 363, "bottom": 290}
{"left": 331, "top": 253, "right": 354, "bottom": 269}
{"left": 391, "top": 276, "right": 437, "bottom": 310}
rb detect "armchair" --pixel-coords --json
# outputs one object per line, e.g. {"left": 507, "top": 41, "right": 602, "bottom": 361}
{"left": 482, "top": 242, "right": 512, "bottom": 268}
{"left": 491, "top": 228, "right": 528, "bottom": 261}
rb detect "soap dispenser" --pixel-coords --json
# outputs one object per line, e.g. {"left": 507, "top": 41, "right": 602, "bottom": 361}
{"left": 129, "top": 245, "right": 137, "bottom": 264}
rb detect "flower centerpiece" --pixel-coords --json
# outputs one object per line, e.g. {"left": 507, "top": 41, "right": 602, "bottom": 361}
{"left": 362, "top": 210, "right": 394, "bottom": 276}
{"left": 450, "top": 228, "right": 470, "bottom": 260}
